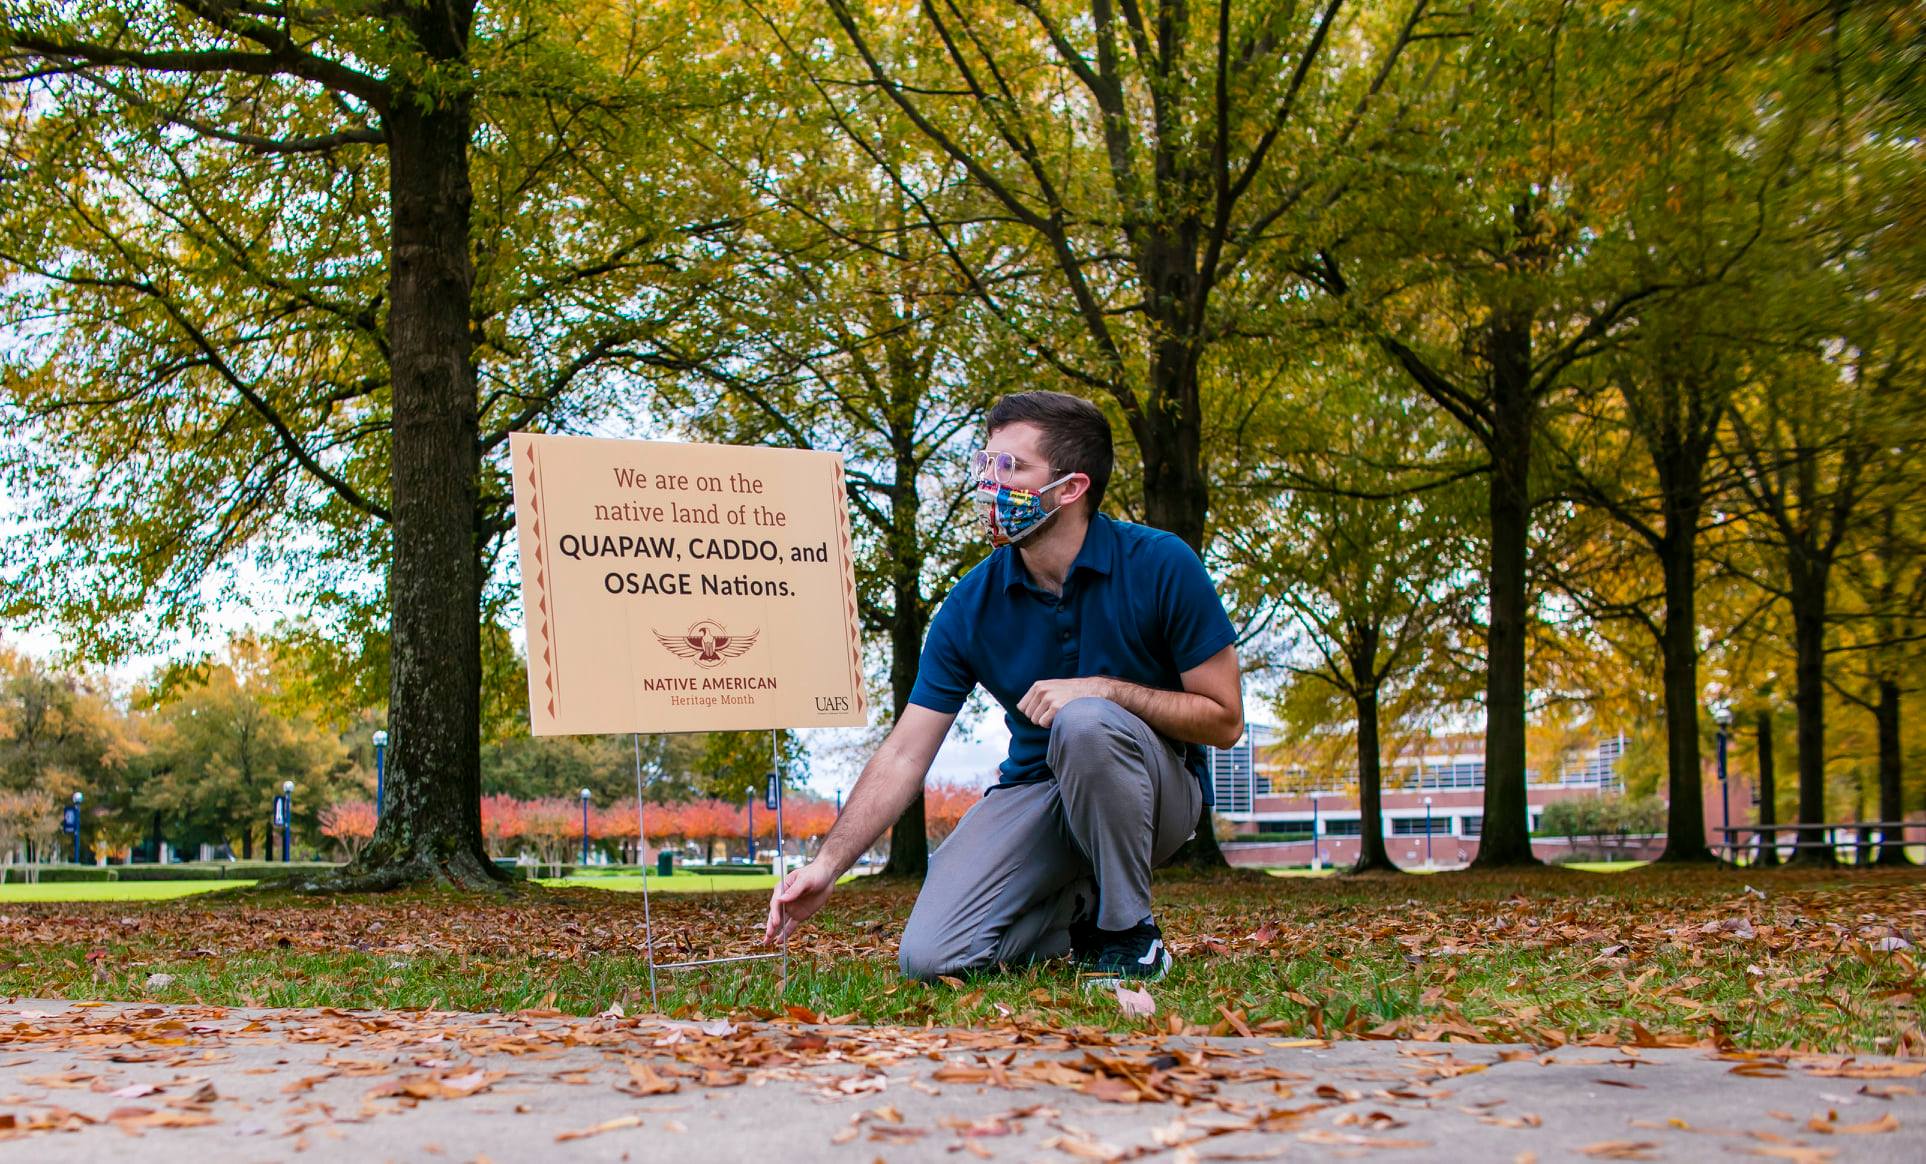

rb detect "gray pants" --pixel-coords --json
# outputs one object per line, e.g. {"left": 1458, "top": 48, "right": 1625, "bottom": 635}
{"left": 897, "top": 697, "right": 1202, "bottom": 980}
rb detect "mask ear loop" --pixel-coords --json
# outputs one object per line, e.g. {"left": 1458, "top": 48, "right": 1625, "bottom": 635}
{"left": 999, "top": 474, "right": 1082, "bottom": 545}
{"left": 1035, "top": 472, "right": 1079, "bottom": 498}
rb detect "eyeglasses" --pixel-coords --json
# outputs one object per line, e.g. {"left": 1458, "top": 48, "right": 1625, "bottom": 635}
{"left": 970, "top": 449, "right": 1055, "bottom": 484}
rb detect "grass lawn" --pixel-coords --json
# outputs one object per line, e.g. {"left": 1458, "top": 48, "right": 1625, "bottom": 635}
{"left": 0, "top": 880, "right": 259, "bottom": 902}
{"left": 536, "top": 873, "right": 867, "bottom": 894}
{"left": 0, "top": 872, "right": 822, "bottom": 903}
{"left": 1, "top": 864, "right": 1919, "bottom": 1055}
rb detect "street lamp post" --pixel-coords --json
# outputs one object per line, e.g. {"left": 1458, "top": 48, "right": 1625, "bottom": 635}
{"left": 1310, "top": 794, "right": 1320, "bottom": 871}
{"left": 579, "top": 789, "right": 592, "bottom": 866}
{"left": 281, "top": 780, "right": 294, "bottom": 862}
{"left": 1424, "top": 797, "right": 1434, "bottom": 869}
{"left": 1713, "top": 705, "right": 1733, "bottom": 859}
{"left": 745, "top": 789, "right": 756, "bottom": 863}
{"left": 373, "top": 729, "right": 388, "bottom": 820}
{"left": 70, "top": 792, "right": 83, "bottom": 864}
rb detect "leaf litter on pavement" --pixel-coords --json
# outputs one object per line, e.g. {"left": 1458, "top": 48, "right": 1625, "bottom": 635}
{"left": 1, "top": 865, "right": 1922, "bottom": 1154}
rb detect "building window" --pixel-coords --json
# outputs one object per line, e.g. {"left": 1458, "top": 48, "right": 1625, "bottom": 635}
{"left": 1254, "top": 819, "right": 1311, "bottom": 835}
{"left": 1392, "top": 817, "right": 1446, "bottom": 836}
{"left": 1207, "top": 735, "right": 1256, "bottom": 813}
{"left": 1460, "top": 815, "right": 1482, "bottom": 836}
{"left": 1416, "top": 760, "right": 1486, "bottom": 790}
{"left": 1322, "top": 818, "right": 1363, "bottom": 836}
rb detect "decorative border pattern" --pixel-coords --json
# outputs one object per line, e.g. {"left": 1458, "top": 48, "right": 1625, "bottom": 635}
{"left": 523, "top": 439, "right": 559, "bottom": 720}
{"left": 831, "top": 460, "right": 867, "bottom": 718}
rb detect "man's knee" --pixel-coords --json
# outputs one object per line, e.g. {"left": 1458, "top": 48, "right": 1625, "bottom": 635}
{"left": 898, "top": 928, "right": 987, "bottom": 982}
{"left": 1049, "top": 697, "right": 1133, "bottom": 752}
{"left": 1049, "top": 698, "right": 1149, "bottom": 788}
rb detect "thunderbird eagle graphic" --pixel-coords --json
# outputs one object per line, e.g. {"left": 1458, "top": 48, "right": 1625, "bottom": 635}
{"left": 655, "top": 620, "right": 759, "bottom": 669}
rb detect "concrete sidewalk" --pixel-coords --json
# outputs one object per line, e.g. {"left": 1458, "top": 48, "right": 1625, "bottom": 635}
{"left": 2, "top": 1000, "right": 1920, "bottom": 1161}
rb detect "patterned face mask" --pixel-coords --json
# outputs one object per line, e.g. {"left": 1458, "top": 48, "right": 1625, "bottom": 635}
{"left": 973, "top": 474, "right": 1076, "bottom": 547}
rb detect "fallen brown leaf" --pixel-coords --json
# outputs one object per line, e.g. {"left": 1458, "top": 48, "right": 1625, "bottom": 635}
{"left": 1806, "top": 1111, "right": 1899, "bottom": 1135}
{"left": 555, "top": 1114, "right": 644, "bottom": 1141}
{"left": 1575, "top": 1140, "right": 1661, "bottom": 1160}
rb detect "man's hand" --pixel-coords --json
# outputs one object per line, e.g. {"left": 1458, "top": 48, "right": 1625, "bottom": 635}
{"left": 765, "top": 860, "right": 838, "bottom": 944}
{"left": 1016, "top": 677, "right": 1114, "bottom": 729}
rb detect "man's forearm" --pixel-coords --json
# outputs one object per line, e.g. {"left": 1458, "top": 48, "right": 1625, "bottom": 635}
{"left": 1098, "top": 677, "right": 1239, "bottom": 749}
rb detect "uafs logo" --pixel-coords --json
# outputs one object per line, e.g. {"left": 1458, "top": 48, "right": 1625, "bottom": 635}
{"left": 815, "top": 696, "right": 850, "bottom": 713}
{"left": 654, "top": 619, "right": 759, "bottom": 669}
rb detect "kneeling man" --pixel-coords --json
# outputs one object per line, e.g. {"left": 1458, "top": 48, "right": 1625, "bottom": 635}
{"left": 765, "top": 391, "right": 1242, "bottom": 982}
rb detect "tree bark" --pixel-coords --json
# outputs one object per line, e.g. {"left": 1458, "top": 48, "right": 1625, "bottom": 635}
{"left": 881, "top": 450, "right": 932, "bottom": 877}
{"left": 1349, "top": 683, "right": 1399, "bottom": 874}
{"left": 1136, "top": 384, "right": 1209, "bottom": 552}
{"left": 1753, "top": 710, "right": 1779, "bottom": 866}
{"left": 1873, "top": 679, "right": 1909, "bottom": 865}
{"left": 1653, "top": 529, "right": 1712, "bottom": 861}
{"left": 1471, "top": 310, "right": 1540, "bottom": 867}
{"left": 1786, "top": 568, "right": 1837, "bottom": 865}
{"left": 1137, "top": 324, "right": 1228, "bottom": 871}
{"left": 332, "top": 2, "right": 503, "bottom": 893}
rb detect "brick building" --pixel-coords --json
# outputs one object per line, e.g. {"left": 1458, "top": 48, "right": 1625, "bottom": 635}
{"left": 1205, "top": 725, "right": 1738, "bottom": 867}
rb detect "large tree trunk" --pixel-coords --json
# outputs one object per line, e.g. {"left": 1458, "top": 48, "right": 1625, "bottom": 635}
{"left": 1472, "top": 311, "right": 1540, "bottom": 867}
{"left": 1138, "top": 346, "right": 1228, "bottom": 871}
{"left": 332, "top": 5, "right": 501, "bottom": 892}
{"left": 1753, "top": 710, "right": 1780, "bottom": 867}
{"left": 880, "top": 457, "right": 931, "bottom": 877}
{"left": 1349, "top": 682, "right": 1399, "bottom": 874}
{"left": 1787, "top": 569, "right": 1836, "bottom": 865}
{"left": 1654, "top": 531, "right": 1711, "bottom": 861}
{"left": 1873, "top": 679, "right": 1909, "bottom": 866}
{"left": 1136, "top": 385, "right": 1209, "bottom": 552}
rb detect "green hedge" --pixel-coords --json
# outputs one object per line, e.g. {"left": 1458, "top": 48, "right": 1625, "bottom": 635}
{"left": 114, "top": 864, "right": 225, "bottom": 882}
{"left": 3, "top": 865, "right": 115, "bottom": 883}
{"left": 682, "top": 863, "right": 770, "bottom": 876}
{"left": 219, "top": 861, "right": 339, "bottom": 880}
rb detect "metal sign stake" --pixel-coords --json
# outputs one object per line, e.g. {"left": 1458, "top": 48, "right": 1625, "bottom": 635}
{"left": 632, "top": 730, "right": 789, "bottom": 1017}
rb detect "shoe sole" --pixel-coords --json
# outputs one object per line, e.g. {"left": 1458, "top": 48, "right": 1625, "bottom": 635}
{"left": 1077, "top": 948, "right": 1172, "bottom": 991}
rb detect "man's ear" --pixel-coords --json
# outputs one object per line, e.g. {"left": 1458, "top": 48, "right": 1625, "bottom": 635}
{"left": 1056, "top": 472, "right": 1092, "bottom": 510}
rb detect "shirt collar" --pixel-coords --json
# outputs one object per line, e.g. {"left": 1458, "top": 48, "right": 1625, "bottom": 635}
{"left": 998, "top": 513, "right": 1117, "bottom": 593}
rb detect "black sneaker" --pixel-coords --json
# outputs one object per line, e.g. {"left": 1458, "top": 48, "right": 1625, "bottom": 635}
{"left": 1078, "top": 921, "right": 1172, "bottom": 986}
{"left": 1065, "top": 884, "right": 1101, "bottom": 964}
{"left": 1068, "top": 915, "right": 1102, "bottom": 963}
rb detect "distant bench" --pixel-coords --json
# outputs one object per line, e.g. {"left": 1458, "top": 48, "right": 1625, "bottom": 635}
{"left": 1715, "top": 821, "right": 1921, "bottom": 863}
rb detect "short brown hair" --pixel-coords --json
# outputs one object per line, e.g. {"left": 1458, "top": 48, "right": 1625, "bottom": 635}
{"left": 986, "top": 391, "right": 1113, "bottom": 513}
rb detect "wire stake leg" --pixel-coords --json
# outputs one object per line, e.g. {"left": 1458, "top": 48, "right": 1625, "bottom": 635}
{"left": 633, "top": 733, "right": 659, "bottom": 1013}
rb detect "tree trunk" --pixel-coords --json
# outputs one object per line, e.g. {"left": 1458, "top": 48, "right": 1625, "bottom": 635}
{"left": 330, "top": 7, "right": 502, "bottom": 893}
{"left": 1136, "top": 347, "right": 1228, "bottom": 870}
{"left": 1653, "top": 531, "right": 1711, "bottom": 861}
{"left": 1471, "top": 311, "right": 1540, "bottom": 867}
{"left": 1753, "top": 710, "right": 1780, "bottom": 866}
{"left": 881, "top": 438, "right": 932, "bottom": 877}
{"left": 1136, "top": 380, "right": 1209, "bottom": 552}
{"left": 241, "top": 826, "right": 253, "bottom": 861}
{"left": 1873, "top": 679, "right": 1909, "bottom": 865}
{"left": 1787, "top": 570, "right": 1836, "bottom": 865}
{"left": 1349, "top": 684, "right": 1398, "bottom": 874}
{"left": 880, "top": 561, "right": 930, "bottom": 876}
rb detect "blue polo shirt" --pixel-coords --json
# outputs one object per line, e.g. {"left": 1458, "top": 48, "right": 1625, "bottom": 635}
{"left": 907, "top": 515, "right": 1237, "bottom": 804}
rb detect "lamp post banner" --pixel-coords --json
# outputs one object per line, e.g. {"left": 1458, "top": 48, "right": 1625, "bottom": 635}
{"left": 509, "top": 433, "right": 869, "bottom": 735}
